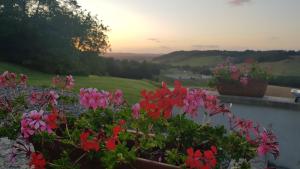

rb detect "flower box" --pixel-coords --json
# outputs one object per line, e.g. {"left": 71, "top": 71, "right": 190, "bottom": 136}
{"left": 32, "top": 139, "right": 180, "bottom": 169}
{"left": 1, "top": 72, "right": 279, "bottom": 169}
{"left": 216, "top": 79, "right": 268, "bottom": 97}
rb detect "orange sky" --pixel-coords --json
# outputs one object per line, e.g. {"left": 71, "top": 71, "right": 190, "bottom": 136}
{"left": 77, "top": 0, "right": 300, "bottom": 53}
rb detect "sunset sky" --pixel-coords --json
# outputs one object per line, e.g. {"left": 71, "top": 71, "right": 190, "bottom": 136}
{"left": 77, "top": 0, "right": 300, "bottom": 54}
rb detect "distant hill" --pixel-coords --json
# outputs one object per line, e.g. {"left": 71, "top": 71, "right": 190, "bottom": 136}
{"left": 153, "top": 50, "right": 300, "bottom": 67}
{"left": 104, "top": 52, "right": 161, "bottom": 61}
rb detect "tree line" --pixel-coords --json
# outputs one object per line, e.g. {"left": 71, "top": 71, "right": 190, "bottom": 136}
{"left": 0, "top": 0, "right": 160, "bottom": 79}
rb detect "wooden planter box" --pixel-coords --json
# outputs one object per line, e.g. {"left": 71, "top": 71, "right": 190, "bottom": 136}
{"left": 216, "top": 79, "right": 268, "bottom": 97}
{"left": 32, "top": 138, "right": 180, "bottom": 169}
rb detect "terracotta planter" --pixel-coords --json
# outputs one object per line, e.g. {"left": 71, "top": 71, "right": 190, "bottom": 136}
{"left": 216, "top": 79, "right": 267, "bottom": 97}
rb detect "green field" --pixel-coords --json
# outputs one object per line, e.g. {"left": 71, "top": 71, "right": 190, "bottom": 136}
{"left": 154, "top": 55, "right": 224, "bottom": 67}
{"left": 0, "top": 62, "right": 157, "bottom": 103}
{"left": 168, "top": 56, "right": 224, "bottom": 67}
{"left": 259, "top": 57, "right": 300, "bottom": 76}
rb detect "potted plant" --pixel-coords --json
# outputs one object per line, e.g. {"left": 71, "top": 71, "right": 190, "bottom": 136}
{"left": 210, "top": 59, "right": 271, "bottom": 97}
{"left": 1, "top": 71, "right": 279, "bottom": 169}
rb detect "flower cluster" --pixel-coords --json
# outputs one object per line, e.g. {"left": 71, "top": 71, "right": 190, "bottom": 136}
{"left": 29, "top": 152, "right": 46, "bottom": 169}
{"left": 80, "top": 130, "right": 100, "bottom": 152}
{"left": 212, "top": 59, "right": 270, "bottom": 86}
{"left": 139, "top": 81, "right": 187, "bottom": 120}
{"left": 185, "top": 146, "right": 217, "bottom": 169}
{"left": 183, "top": 89, "right": 230, "bottom": 117}
{"left": 52, "top": 75, "right": 75, "bottom": 90}
{"left": 106, "top": 120, "right": 126, "bottom": 151}
{"left": 21, "top": 110, "right": 52, "bottom": 138}
{"left": 131, "top": 103, "right": 141, "bottom": 119}
{"left": 230, "top": 117, "right": 279, "bottom": 159}
{"left": 29, "top": 90, "right": 59, "bottom": 107}
{"left": 79, "top": 88, "right": 110, "bottom": 110}
{"left": 257, "top": 129, "right": 279, "bottom": 159}
{"left": 0, "top": 71, "right": 27, "bottom": 88}
{"left": 112, "top": 89, "right": 124, "bottom": 106}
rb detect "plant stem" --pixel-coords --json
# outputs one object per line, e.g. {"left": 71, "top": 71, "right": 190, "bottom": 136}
{"left": 73, "top": 152, "right": 87, "bottom": 166}
{"left": 65, "top": 123, "right": 72, "bottom": 140}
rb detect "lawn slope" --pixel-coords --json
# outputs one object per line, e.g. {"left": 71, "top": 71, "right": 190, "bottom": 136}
{"left": 0, "top": 62, "right": 157, "bottom": 103}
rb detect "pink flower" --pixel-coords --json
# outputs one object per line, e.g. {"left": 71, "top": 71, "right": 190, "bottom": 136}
{"left": 79, "top": 88, "right": 110, "bottom": 110}
{"left": 21, "top": 110, "right": 52, "bottom": 138}
{"left": 65, "top": 75, "right": 75, "bottom": 90}
{"left": 230, "top": 65, "right": 238, "bottom": 73}
{"left": 112, "top": 89, "right": 124, "bottom": 106}
{"left": 21, "top": 119, "right": 35, "bottom": 138}
{"left": 28, "top": 110, "right": 49, "bottom": 131}
{"left": 49, "top": 90, "right": 59, "bottom": 106}
{"left": 0, "top": 71, "right": 17, "bottom": 87}
{"left": 240, "top": 76, "right": 248, "bottom": 86}
{"left": 52, "top": 75, "right": 75, "bottom": 90}
{"left": 29, "top": 91, "right": 59, "bottom": 106}
{"left": 131, "top": 103, "right": 140, "bottom": 119}
{"left": 19, "top": 74, "right": 28, "bottom": 86}
{"left": 183, "top": 89, "right": 206, "bottom": 117}
{"left": 257, "top": 129, "right": 279, "bottom": 159}
{"left": 230, "top": 66, "right": 240, "bottom": 80}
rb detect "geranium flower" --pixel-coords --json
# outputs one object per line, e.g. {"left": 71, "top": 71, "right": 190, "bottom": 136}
{"left": 21, "top": 110, "right": 52, "bottom": 139}
{"left": 230, "top": 65, "right": 240, "bottom": 80}
{"left": 65, "top": 75, "right": 75, "bottom": 90}
{"left": 46, "top": 113, "right": 58, "bottom": 129}
{"left": 106, "top": 137, "right": 117, "bottom": 151}
{"left": 257, "top": 129, "right": 279, "bottom": 159}
{"left": 0, "top": 71, "right": 17, "bottom": 87}
{"left": 49, "top": 90, "right": 59, "bottom": 106}
{"left": 79, "top": 88, "right": 110, "bottom": 110}
{"left": 19, "top": 74, "right": 28, "bottom": 86}
{"left": 80, "top": 131, "right": 100, "bottom": 152}
{"left": 29, "top": 91, "right": 59, "bottom": 107}
{"left": 139, "top": 81, "right": 187, "bottom": 120}
{"left": 21, "top": 119, "right": 35, "bottom": 138}
{"left": 183, "top": 89, "right": 206, "bottom": 117}
{"left": 186, "top": 147, "right": 217, "bottom": 169}
{"left": 112, "top": 89, "right": 124, "bottom": 106}
{"left": 28, "top": 110, "right": 48, "bottom": 131}
{"left": 29, "top": 152, "right": 46, "bottom": 169}
{"left": 131, "top": 103, "right": 141, "bottom": 119}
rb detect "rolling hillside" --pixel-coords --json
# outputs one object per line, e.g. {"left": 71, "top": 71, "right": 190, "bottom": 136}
{"left": 153, "top": 50, "right": 300, "bottom": 77}
{"left": 0, "top": 62, "right": 157, "bottom": 103}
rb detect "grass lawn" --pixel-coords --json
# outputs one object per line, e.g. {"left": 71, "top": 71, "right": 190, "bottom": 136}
{"left": 0, "top": 62, "right": 157, "bottom": 103}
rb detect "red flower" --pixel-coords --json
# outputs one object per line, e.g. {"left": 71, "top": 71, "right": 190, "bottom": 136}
{"left": 118, "top": 119, "right": 126, "bottom": 126}
{"left": 185, "top": 147, "right": 217, "bottom": 169}
{"left": 113, "top": 125, "right": 122, "bottom": 137}
{"left": 29, "top": 152, "right": 46, "bottom": 169}
{"left": 80, "top": 131, "right": 100, "bottom": 152}
{"left": 139, "top": 81, "right": 187, "bottom": 120}
{"left": 46, "top": 108, "right": 59, "bottom": 129}
{"left": 106, "top": 137, "right": 116, "bottom": 151}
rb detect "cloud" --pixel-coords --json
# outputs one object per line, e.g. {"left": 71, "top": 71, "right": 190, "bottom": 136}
{"left": 192, "top": 45, "right": 220, "bottom": 50}
{"left": 147, "top": 38, "right": 160, "bottom": 43}
{"left": 229, "top": 0, "right": 251, "bottom": 6}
